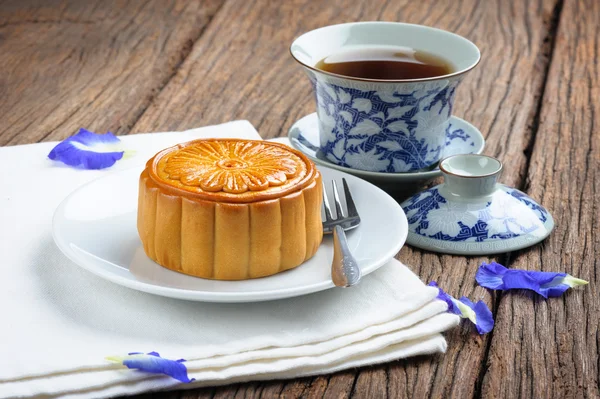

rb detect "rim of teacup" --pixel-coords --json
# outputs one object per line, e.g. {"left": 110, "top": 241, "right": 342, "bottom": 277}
{"left": 290, "top": 21, "right": 481, "bottom": 83}
{"left": 439, "top": 154, "right": 503, "bottom": 179}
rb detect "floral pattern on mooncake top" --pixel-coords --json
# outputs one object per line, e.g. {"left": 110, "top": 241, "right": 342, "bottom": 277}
{"left": 163, "top": 141, "right": 303, "bottom": 194}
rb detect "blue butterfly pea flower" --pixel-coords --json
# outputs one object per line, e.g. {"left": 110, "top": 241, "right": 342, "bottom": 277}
{"left": 48, "top": 128, "right": 129, "bottom": 169}
{"left": 428, "top": 281, "right": 460, "bottom": 313}
{"left": 428, "top": 281, "right": 494, "bottom": 334}
{"left": 106, "top": 351, "right": 195, "bottom": 383}
{"left": 476, "top": 262, "right": 588, "bottom": 298}
{"left": 456, "top": 296, "right": 494, "bottom": 335}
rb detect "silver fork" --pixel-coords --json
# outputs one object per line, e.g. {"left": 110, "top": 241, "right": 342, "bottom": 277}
{"left": 322, "top": 178, "right": 362, "bottom": 287}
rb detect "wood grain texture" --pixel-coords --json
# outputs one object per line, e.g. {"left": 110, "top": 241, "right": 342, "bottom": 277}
{"left": 481, "top": 0, "right": 600, "bottom": 397}
{"left": 0, "top": 0, "right": 224, "bottom": 146}
{"left": 126, "top": 0, "right": 557, "bottom": 397}
{"left": 130, "top": 0, "right": 554, "bottom": 188}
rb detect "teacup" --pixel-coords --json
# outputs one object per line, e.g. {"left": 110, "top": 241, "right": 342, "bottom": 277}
{"left": 290, "top": 22, "right": 480, "bottom": 173}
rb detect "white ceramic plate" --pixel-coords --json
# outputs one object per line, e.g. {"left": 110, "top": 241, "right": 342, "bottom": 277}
{"left": 52, "top": 165, "right": 408, "bottom": 303}
{"left": 288, "top": 113, "right": 485, "bottom": 184}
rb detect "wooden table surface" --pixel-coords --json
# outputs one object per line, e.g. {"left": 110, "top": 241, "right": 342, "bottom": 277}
{"left": 1, "top": 0, "right": 598, "bottom": 397}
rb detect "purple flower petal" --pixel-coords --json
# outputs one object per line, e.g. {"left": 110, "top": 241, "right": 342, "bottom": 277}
{"left": 428, "top": 281, "right": 460, "bottom": 314}
{"left": 107, "top": 352, "right": 195, "bottom": 383}
{"left": 473, "top": 262, "right": 506, "bottom": 289}
{"left": 48, "top": 128, "right": 125, "bottom": 169}
{"left": 458, "top": 297, "right": 495, "bottom": 334}
{"left": 476, "top": 262, "right": 587, "bottom": 298}
{"left": 428, "top": 281, "right": 494, "bottom": 334}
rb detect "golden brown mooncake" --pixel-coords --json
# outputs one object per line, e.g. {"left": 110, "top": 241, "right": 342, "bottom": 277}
{"left": 137, "top": 139, "right": 323, "bottom": 280}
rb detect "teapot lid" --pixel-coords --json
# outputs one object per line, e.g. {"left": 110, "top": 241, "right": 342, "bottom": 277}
{"left": 400, "top": 155, "right": 554, "bottom": 255}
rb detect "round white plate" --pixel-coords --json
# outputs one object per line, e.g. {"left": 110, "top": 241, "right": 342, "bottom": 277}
{"left": 53, "top": 165, "right": 408, "bottom": 303}
{"left": 288, "top": 113, "right": 485, "bottom": 184}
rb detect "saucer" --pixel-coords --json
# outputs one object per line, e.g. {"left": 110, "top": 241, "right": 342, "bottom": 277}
{"left": 52, "top": 164, "right": 408, "bottom": 303}
{"left": 400, "top": 155, "right": 554, "bottom": 255}
{"left": 288, "top": 113, "right": 485, "bottom": 184}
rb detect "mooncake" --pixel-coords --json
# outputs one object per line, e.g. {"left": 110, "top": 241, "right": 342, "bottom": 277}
{"left": 137, "top": 139, "right": 323, "bottom": 280}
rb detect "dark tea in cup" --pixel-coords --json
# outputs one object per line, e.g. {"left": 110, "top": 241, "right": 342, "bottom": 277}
{"left": 315, "top": 46, "right": 454, "bottom": 80}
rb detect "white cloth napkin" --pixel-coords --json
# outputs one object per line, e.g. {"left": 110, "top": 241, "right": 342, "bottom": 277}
{"left": 0, "top": 121, "right": 459, "bottom": 399}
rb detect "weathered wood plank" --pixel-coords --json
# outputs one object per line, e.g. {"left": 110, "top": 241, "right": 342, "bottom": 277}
{"left": 353, "top": 366, "right": 388, "bottom": 398}
{"left": 481, "top": 0, "right": 600, "bottom": 396}
{"left": 322, "top": 371, "right": 355, "bottom": 399}
{"left": 127, "top": 0, "right": 557, "bottom": 397}
{"left": 0, "top": 0, "right": 224, "bottom": 146}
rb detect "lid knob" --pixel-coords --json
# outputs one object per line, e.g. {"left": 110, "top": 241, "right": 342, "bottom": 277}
{"left": 439, "top": 154, "right": 503, "bottom": 197}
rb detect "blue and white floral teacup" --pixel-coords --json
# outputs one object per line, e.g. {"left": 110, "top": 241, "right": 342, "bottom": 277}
{"left": 290, "top": 22, "right": 480, "bottom": 173}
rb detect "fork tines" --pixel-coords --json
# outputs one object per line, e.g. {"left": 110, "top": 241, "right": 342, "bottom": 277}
{"left": 322, "top": 178, "right": 359, "bottom": 219}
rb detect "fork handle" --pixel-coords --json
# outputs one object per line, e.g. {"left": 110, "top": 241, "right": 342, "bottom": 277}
{"left": 331, "top": 225, "right": 361, "bottom": 287}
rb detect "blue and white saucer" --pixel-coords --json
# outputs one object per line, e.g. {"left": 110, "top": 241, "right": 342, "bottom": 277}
{"left": 288, "top": 113, "right": 485, "bottom": 185}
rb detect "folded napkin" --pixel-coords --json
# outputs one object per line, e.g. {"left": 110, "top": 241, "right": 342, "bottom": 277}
{"left": 0, "top": 122, "right": 459, "bottom": 399}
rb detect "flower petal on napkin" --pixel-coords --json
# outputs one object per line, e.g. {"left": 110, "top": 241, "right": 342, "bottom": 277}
{"left": 428, "top": 281, "right": 494, "bottom": 334}
{"left": 106, "top": 352, "right": 195, "bottom": 383}
{"left": 428, "top": 281, "right": 460, "bottom": 314}
{"left": 476, "top": 262, "right": 588, "bottom": 298}
{"left": 48, "top": 128, "right": 127, "bottom": 169}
